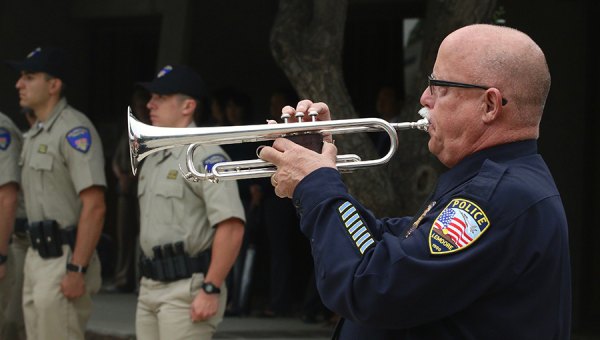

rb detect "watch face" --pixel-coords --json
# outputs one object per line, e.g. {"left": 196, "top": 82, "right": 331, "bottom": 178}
{"left": 203, "top": 282, "right": 220, "bottom": 294}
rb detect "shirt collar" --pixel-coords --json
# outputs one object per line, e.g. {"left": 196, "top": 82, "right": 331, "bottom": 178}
{"left": 434, "top": 140, "right": 538, "bottom": 198}
{"left": 40, "top": 97, "right": 68, "bottom": 132}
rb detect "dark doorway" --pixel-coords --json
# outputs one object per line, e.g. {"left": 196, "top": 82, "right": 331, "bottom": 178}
{"left": 343, "top": 2, "right": 425, "bottom": 118}
{"left": 87, "top": 17, "right": 159, "bottom": 141}
{"left": 85, "top": 17, "right": 160, "bottom": 278}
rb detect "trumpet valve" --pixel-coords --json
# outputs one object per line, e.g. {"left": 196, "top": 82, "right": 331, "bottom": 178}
{"left": 308, "top": 110, "right": 318, "bottom": 122}
{"left": 280, "top": 112, "right": 291, "bottom": 123}
{"left": 295, "top": 111, "right": 305, "bottom": 123}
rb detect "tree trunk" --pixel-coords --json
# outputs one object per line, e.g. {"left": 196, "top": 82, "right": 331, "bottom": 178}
{"left": 270, "top": 0, "right": 398, "bottom": 215}
{"left": 271, "top": 0, "right": 498, "bottom": 216}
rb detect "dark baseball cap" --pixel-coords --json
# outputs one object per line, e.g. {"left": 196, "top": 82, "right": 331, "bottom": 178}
{"left": 6, "top": 46, "right": 72, "bottom": 83}
{"left": 138, "top": 64, "right": 207, "bottom": 100}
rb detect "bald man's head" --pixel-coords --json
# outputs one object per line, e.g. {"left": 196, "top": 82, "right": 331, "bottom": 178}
{"left": 440, "top": 24, "right": 550, "bottom": 126}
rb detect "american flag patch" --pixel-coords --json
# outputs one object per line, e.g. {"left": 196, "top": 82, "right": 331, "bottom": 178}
{"left": 338, "top": 201, "right": 375, "bottom": 255}
{"left": 429, "top": 198, "right": 490, "bottom": 255}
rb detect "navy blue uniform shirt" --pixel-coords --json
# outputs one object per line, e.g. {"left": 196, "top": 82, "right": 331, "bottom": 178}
{"left": 292, "top": 140, "right": 571, "bottom": 339}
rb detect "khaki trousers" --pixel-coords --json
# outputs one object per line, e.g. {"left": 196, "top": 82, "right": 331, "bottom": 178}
{"left": 0, "top": 235, "right": 29, "bottom": 340}
{"left": 22, "top": 244, "right": 101, "bottom": 340}
{"left": 136, "top": 273, "right": 227, "bottom": 340}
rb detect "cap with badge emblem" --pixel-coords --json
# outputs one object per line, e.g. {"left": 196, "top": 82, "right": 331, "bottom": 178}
{"left": 138, "top": 64, "right": 207, "bottom": 101}
{"left": 6, "top": 46, "right": 72, "bottom": 84}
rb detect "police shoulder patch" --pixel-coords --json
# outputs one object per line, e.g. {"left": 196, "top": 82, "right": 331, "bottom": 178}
{"left": 0, "top": 127, "right": 11, "bottom": 151}
{"left": 66, "top": 127, "right": 91, "bottom": 153}
{"left": 429, "top": 198, "right": 490, "bottom": 255}
{"left": 338, "top": 201, "right": 375, "bottom": 255}
{"left": 202, "top": 154, "right": 227, "bottom": 172}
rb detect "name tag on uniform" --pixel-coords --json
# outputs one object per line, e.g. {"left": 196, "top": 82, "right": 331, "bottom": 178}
{"left": 38, "top": 144, "right": 48, "bottom": 153}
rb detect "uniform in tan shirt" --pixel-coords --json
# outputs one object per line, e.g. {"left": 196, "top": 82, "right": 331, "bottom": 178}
{"left": 0, "top": 112, "right": 27, "bottom": 339}
{"left": 137, "top": 133, "right": 245, "bottom": 256}
{"left": 0, "top": 112, "right": 25, "bottom": 219}
{"left": 19, "top": 98, "right": 105, "bottom": 340}
{"left": 20, "top": 98, "right": 106, "bottom": 227}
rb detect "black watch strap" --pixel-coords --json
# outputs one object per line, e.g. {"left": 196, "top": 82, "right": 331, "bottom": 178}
{"left": 66, "top": 263, "right": 87, "bottom": 273}
{"left": 201, "top": 282, "right": 221, "bottom": 294}
{"left": 0, "top": 253, "right": 7, "bottom": 265}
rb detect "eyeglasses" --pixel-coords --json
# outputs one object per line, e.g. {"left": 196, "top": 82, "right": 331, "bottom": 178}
{"left": 428, "top": 75, "right": 508, "bottom": 106}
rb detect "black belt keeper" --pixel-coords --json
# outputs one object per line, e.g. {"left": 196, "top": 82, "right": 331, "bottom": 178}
{"left": 14, "top": 218, "right": 28, "bottom": 235}
{"left": 28, "top": 220, "right": 76, "bottom": 259}
{"left": 139, "top": 244, "right": 210, "bottom": 283}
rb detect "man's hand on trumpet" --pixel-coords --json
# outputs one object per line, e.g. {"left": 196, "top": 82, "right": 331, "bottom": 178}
{"left": 260, "top": 99, "right": 337, "bottom": 198}
{"left": 267, "top": 99, "right": 334, "bottom": 143}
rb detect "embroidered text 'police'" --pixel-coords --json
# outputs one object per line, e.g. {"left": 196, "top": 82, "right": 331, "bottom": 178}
{"left": 429, "top": 198, "right": 490, "bottom": 255}
{"left": 338, "top": 201, "right": 374, "bottom": 254}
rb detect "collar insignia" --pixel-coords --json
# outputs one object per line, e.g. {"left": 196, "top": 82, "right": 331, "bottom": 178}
{"left": 429, "top": 198, "right": 490, "bottom": 255}
{"left": 0, "top": 128, "right": 10, "bottom": 150}
{"left": 38, "top": 144, "right": 48, "bottom": 154}
{"left": 167, "top": 169, "right": 178, "bottom": 180}
{"left": 66, "top": 127, "right": 91, "bottom": 153}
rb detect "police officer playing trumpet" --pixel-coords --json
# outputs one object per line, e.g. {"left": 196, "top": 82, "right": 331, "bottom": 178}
{"left": 259, "top": 24, "right": 571, "bottom": 339}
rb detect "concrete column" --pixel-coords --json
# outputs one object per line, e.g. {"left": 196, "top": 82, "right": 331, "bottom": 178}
{"left": 155, "top": 0, "right": 192, "bottom": 67}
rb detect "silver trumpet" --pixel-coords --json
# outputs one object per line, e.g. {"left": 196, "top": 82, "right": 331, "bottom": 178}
{"left": 128, "top": 107, "right": 429, "bottom": 183}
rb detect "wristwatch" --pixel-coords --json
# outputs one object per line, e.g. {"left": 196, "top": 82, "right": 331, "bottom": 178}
{"left": 201, "top": 282, "right": 221, "bottom": 294}
{"left": 66, "top": 263, "right": 87, "bottom": 274}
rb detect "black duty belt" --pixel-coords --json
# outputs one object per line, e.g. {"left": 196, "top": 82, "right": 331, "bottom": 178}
{"left": 139, "top": 242, "right": 210, "bottom": 283}
{"left": 28, "top": 220, "right": 76, "bottom": 259}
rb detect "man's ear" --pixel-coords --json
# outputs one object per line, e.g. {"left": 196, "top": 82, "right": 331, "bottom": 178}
{"left": 482, "top": 89, "right": 502, "bottom": 123}
{"left": 181, "top": 98, "right": 198, "bottom": 116}
{"left": 48, "top": 77, "right": 63, "bottom": 96}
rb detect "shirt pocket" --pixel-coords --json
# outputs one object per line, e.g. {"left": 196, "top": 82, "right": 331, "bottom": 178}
{"left": 156, "top": 180, "right": 184, "bottom": 199}
{"left": 29, "top": 152, "right": 53, "bottom": 171}
{"left": 154, "top": 180, "right": 185, "bottom": 224}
